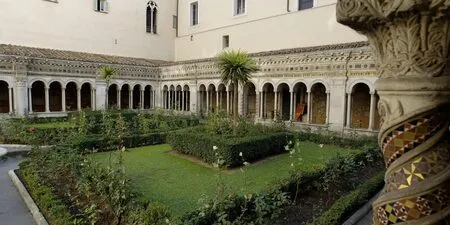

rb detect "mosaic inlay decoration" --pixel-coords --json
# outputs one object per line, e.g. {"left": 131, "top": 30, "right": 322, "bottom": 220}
{"left": 386, "top": 144, "right": 450, "bottom": 192}
{"left": 382, "top": 113, "right": 445, "bottom": 167}
{"left": 374, "top": 182, "right": 450, "bottom": 225}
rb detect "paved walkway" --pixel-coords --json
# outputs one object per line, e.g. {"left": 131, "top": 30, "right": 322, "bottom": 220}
{"left": 0, "top": 155, "right": 35, "bottom": 225}
{"left": 356, "top": 210, "right": 373, "bottom": 225}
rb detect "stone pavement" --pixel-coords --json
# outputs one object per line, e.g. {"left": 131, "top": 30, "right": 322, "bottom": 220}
{"left": 0, "top": 155, "right": 35, "bottom": 225}
{"left": 355, "top": 210, "right": 373, "bottom": 225}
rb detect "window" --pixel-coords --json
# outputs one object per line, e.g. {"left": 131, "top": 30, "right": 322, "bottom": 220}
{"left": 190, "top": 2, "right": 199, "bottom": 26}
{"left": 234, "top": 0, "right": 246, "bottom": 15}
{"left": 146, "top": 1, "right": 158, "bottom": 34}
{"left": 94, "top": 0, "right": 109, "bottom": 12}
{"left": 222, "top": 35, "right": 230, "bottom": 49}
{"left": 298, "top": 0, "right": 313, "bottom": 10}
{"left": 173, "top": 15, "right": 178, "bottom": 29}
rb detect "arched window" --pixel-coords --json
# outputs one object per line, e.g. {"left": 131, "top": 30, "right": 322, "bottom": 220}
{"left": 146, "top": 1, "right": 158, "bottom": 34}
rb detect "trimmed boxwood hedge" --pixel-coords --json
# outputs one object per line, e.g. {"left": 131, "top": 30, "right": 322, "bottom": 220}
{"left": 167, "top": 126, "right": 294, "bottom": 167}
{"left": 73, "top": 131, "right": 167, "bottom": 152}
{"left": 309, "top": 171, "right": 385, "bottom": 225}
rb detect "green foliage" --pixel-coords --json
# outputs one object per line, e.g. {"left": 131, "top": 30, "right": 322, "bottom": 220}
{"left": 126, "top": 202, "right": 173, "bottom": 225}
{"left": 74, "top": 132, "right": 167, "bottom": 152}
{"left": 217, "top": 50, "right": 259, "bottom": 85}
{"left": 167, "top": 126, "right": 294, "bottom": 167}
{"left": 182, "top": 189, "right": 289, "bottom": 225}
{"left": 309, "top": 172, "right": 385, "bottom": 225}
{"left": 275, "top": 142, "right": 383, "bottom": 203}
{"left": 205, "top": 111, "right": 233, "bottom": 135}
{"left": 19, "top": 161, "right": 82, "bottom": 225}
{"left": 98, "top": 66, "right": 118, "bottom": 83}
{"left": 217, "top": 50, "right": 260, "bottom": 123}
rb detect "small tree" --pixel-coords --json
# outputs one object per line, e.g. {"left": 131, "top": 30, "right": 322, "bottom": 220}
{"left": 217, "top": 50, "right": 259, "bottom": 127}
{"left": 98, "top": 66, "right": 118, "bottom": 109}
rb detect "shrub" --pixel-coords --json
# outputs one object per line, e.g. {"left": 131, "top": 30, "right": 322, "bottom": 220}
{"left": 74, "top": 132, "right": 167, "bottom": 152}
{"left": 167, "top": 126, "right": 294, "bottom": 167}
{"left": 182, "top": 189, "right": 289, "bottom": 225}
{"left": 19, "top": 161, "right": 83, "bottom": 225}
{"left": 309, "top": 171, "right": 385, "bottom": 225}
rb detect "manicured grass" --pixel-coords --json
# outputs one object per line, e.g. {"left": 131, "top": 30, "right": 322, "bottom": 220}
{"left": 27, "top": 122, "right": 72, "bottom": 128}
{"left": 94, "top": 143, "right": 358, "bottom": 216}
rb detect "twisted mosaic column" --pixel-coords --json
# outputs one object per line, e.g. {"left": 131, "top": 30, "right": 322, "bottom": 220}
{"left": 336, "top": 1, "right": 450, "bottom": 224}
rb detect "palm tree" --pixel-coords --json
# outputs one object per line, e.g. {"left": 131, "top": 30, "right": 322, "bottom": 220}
{"left": 217, "top": 50, "right": 259, "bottom": 126}
{"left": 98, "top": 66, "right": 118, "bottom": 109}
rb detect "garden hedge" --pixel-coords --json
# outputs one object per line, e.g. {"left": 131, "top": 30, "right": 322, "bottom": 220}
{"left": 309, "top": 171, "right": 385, "bottom": 225}
{"left": 73, "top": 132, "right": 167, "bottom": 152}
{"left": 167, "top": 126, "right": 294, "bottom": 167}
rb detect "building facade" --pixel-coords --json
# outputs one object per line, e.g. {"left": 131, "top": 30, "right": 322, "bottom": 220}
{"left": 0, "top": 0, "right": 379, "bottom": 135}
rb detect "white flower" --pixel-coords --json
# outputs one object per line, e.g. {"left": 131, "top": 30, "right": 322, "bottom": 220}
{"left": 291, "top": 163, "right": 294, "bottom": 167}
{"left": 284, "top": 145, "right": 290, "bottom": 151}
{"left": 213, "top": 146, "right": 218, "bottom": 150}
{"left": 319, "top": 144, "right": 324, "bottom": 148}
{"left": 288, "top": 141, "right": 293, "bottom": 145}
{"left": 239, "top": 152, "right": 243, "bottom": 157}
{"left": 243, "top": 162, "right": 250, "bottom": 166}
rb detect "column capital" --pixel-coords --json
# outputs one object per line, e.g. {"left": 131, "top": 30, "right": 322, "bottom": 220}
{"left": 337, "top": 1, "right": 450, "bottom": 79}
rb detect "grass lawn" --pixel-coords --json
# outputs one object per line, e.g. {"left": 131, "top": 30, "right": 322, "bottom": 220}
{"left": 94, "top": 143, "right": 358, "bottom": 216}
{"left": 27, "top": 122, "right": 72, "bottom": 128}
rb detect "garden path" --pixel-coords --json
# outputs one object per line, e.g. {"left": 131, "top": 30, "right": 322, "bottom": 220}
{"left": 0, "top": 155, "right": 35, "bottom": 225}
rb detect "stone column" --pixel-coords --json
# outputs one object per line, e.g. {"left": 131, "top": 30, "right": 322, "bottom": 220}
{"left": 62, "top": 88, "right": 66, "bottom": 112}
{"left": 337, "top": 1, "right": 450, "bottom": 224}
{"left": 129, "top": 89, "right": 133, "bottom": 109}
{"left": 206, "top": 91, "right": 210, "bottom": 113}
{"left": 274, "top": 91, "right": 278, "bottom": 120}
{"left": 8, "top": 88, "right": 13, "bottom": 113}
{"left": 289, "top": 91, "right": 294, "bottom": 120}
{"left": 44, "top": 87, "right": 50, "bottom": 112}
{"left": 255, "top": 91, "right": 260, "bottom": 120}
{"left": 28, "top": 87, "right": 33, "bottom": 113}
{"left": 325, "top": 92, "right": 330, "bottom": 124}
{"left": 306, "top": 91, "right": 311, "bottom": 123}
{"left": 117, "top": 89, "right": 121, "bottom": 109}
{"left": 141, "top": 89, "right": 144, "bottom": 110}
{"left": 345, "top": 93, "right": 351, "bottom": 128}
{"left": 368, "top": 92, "right": 376, "bottom": 130}
{"left": 216, "top": 91, "right": 219, "bottom": 111}
{"left": 181, "top": 91, "right": 185, "bottom": 111}
{"left": 77, "top": 88, "right": 81, "bottom": 111}
{"left": 91, "top": 88, "right": 96, "bottom": 110}
{"left": 259, "top": 91, "right": 263, "bottom": 119}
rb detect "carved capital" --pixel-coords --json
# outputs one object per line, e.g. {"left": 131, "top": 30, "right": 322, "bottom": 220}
{"left": 337, "top": 0, "right": 450, "bottom": 78}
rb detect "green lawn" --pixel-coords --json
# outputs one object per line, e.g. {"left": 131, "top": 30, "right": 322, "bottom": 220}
{"left": 27, "top": 122, "right": 72, "bottom": 128}
{"left": 94, "top": 143, "right": 357, "bottom": 215}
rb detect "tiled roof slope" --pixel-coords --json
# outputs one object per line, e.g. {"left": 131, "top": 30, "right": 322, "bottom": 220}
{"left": 0, "top": 44, "right": 167, "bottom": 67}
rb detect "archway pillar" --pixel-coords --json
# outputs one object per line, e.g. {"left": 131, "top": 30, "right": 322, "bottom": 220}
{"left": 306, "top": 91, "right": 311, "bottom": 123}
{"left": 62, "top": 87, "right": 66, "bottom": 112}
{"left": 117, "top": 89, "right": 121, "bottom": 109}
{"left": 129, "top": 89, "right": 133, "bottom": 109}
{"left": 345, "top": 92, "right": 351, "bottom": 128}
{"left": 337, "top": 1, "right": 450, "bottom": 224}
{"left": 8, "top": 87, "right": 13, "bottom": 113}
{"left": 76, "top": 88, "right": 81, "bottom": 111}
{"left": 273, "top": 91, "right": 278, "bottom": 120}
{"left": 13, "top": 81, "right": 27, "bottom": 116}
{"left": 368, "top": 92, "right": 376, "bottom": 130}
{"left": 289, "top": 91, "right": 294, "bottom": 121}
{"left": 28, "top": 87, "right": 33, "bottom": 113}
{"left": 44, "top": 87, "right": 50, "bottom": 113}
{"left": 141, "top": 89, "right": 145, "bottom": 110}
{"left": 325, "top": 92, "right": 330, "bottom": 124}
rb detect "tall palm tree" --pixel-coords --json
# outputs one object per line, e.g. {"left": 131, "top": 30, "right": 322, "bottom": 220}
{"left": 217, "top": 50, "right": 259, "bottom": 126}
{"left": 98, "top": 66, "right": 118, "bottom": 109}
